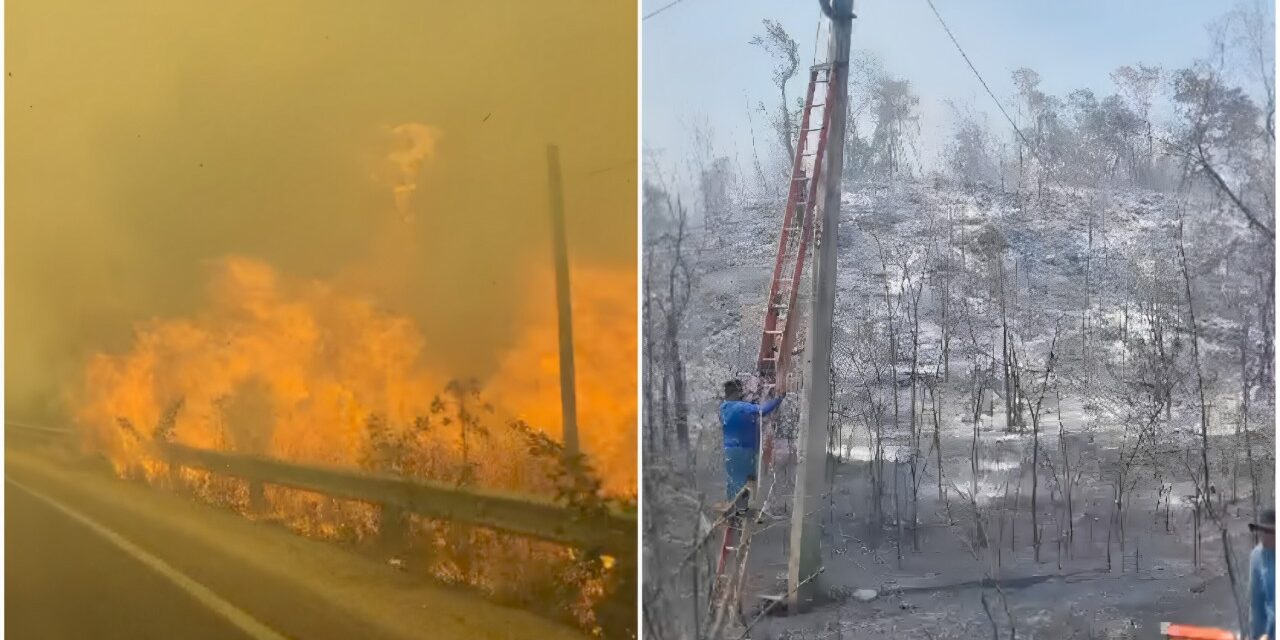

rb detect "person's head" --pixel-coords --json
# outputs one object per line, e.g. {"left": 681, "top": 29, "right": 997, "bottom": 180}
{"left": 1249, "top": 509, "right": 1275, "bottom": 549}
{"left": 723, "top": 379, "right": 744, "bottom": 401}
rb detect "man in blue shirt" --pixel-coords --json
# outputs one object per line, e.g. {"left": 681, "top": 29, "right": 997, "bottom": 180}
{"left": 1250, "top": 508, "right": 1275, "bottom": 640}
{"left": 719, "top": 379, "right": 785, "bottom": 509}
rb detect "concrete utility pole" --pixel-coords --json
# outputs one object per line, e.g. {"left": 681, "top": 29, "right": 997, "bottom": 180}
{"left": 546, "top": 145, "right": 580, "bottom": 457}
{"left": 788, "top": 0, "right": 854, "bottom": 613}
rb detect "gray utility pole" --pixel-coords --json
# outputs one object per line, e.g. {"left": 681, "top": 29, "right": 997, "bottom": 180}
{"left": 546, "top": 145, "right": 580, "bottom": 457}
{"left": 788, "top": 0, "right": 854, "bottom": 614}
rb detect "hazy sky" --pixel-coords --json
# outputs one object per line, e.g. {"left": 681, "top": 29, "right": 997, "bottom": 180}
{"left": 643, "top": 0, "right": 1271, "bottom": 194}
{"left": 7, "top": 0, "right": 636, "bottom": 420}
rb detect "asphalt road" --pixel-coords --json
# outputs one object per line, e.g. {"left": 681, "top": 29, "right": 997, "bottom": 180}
{"left": 5, "top": 480, "right": 256, "bottom": 640}
{"left": 3, "top": 439, "right": 588, "bottom": 640}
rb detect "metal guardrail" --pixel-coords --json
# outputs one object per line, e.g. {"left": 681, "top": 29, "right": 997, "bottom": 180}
{"left": 6, "top": 421, "right": 77, "bottom": 437}
{"left": 5, "top": 422, "right": 635, "bottom": 557}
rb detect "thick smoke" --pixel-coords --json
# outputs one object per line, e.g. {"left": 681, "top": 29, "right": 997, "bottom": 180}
{"left": 386, "top": 123, "right": 442, "bottom": 221}
{"left": 6, "top": 0, "right": 637, "bottom": 425}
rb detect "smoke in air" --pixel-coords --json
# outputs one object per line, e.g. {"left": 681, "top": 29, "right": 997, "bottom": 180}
{"left": 386, "top": 123, "right": 442, "bottom": 222}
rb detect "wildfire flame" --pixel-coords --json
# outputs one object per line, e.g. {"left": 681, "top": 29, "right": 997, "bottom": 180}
{"left": 70, "top": 125, "right": 634, "bottom": 630}
{"left": 74, "top": 255, "right": 635, "bottom": 494}
{"left": 77, "top": 257, "right": 435, "bottom": 470}
{"left": 487, "top": 266, "right": 637, "bottom": 495}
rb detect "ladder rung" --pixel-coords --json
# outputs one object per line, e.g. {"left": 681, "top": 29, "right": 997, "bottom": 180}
{"left": 764, "top": 330, "right": 783, "bottom": 335}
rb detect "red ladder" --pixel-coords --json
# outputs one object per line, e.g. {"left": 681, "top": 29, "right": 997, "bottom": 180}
{"left": 704, "top": 65, "right": 837, "bottom": 623}
{"left": 754, "top": 63, "right": 834, "bottom": 474}
{"left": 758, "top": 63, "right": 833, "bottom": 384}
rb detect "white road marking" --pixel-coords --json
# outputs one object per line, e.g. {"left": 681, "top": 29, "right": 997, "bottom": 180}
{"left": 6, "top": 476, "right": 289, "bottom": 640}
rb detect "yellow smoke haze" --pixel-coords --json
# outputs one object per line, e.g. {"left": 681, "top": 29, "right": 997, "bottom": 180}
{"left": 7, "top": 0, "right": 636, "bottom": 489}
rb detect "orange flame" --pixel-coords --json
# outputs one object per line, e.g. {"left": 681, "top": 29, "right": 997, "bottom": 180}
{"left": 77, "top": 257, "right": 438, "bottom": 469}
{"left": 488, "top": 265, "right": 638, "bottom": 495}
{"left": 74, "top": 255, "right": 635, "bottom": 494}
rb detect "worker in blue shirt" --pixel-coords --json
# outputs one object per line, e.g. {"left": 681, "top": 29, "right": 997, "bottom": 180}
{"left": 1250, "top": 508, "right": 1275, "bottom": 640}
{"left": 720, "top": 379, "right": 785, "bottom": 508}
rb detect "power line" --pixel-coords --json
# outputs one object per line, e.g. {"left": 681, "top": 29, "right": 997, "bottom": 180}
{"left": 643, "top": 0, "right": 690, "bottom": 21}
{"left": 922, "top": 0, "right": 1037, "bottom": 156}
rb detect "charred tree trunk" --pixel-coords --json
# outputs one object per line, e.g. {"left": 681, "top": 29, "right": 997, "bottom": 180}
{"left": 935, "top": 390, "right": 945, "bottom": 504}
{"left": 1241, "top": 306, "right": 1259, "bottom": 519}
{"left": 667, "top": 324, "right": 689, "bottom": 449}
{"left": 971, "top": 376, "right": 983, "bottom": 516}
{"left": 909, "top": 279, "right": 922, "bottom": 552}
{"left": 643, "top": 255, "right": 657, "bottom": 454}
{"left": 660, "top": 372, "right": 671, "bottom": 452}
{"left": 895, "top": 457, "right": 904, "bottom": 569}
{"left": 1031, "top": 423, "right": 1040, "bottom": 563}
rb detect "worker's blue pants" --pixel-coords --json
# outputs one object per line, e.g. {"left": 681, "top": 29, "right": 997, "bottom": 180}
{"left": 724, "top": 446, "right": 758, "bottom": 502}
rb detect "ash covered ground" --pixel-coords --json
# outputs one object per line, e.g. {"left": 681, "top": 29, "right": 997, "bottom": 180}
{"left": 644, "top": 178, "right": 1274, "bottom": 639}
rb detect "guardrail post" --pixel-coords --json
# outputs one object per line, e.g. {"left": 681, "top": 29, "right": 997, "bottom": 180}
{"left": 248, "top": 480, "right": 268, "bottom": 513}
{"left": 380, "top": 503, "right": 406, "bottom": 550}
{"left": 596, "top": 538, "right": 638, "bottom": 640}
{"left": 165, "top": 459, "right": 184, "bottom": 492}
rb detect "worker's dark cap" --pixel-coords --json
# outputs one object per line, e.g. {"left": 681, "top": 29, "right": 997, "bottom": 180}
{"left": 1248, "top": 508, "right": 1275, "bottom": 533}
{"left": 724, "top": 379, "right": 744, "bottom": 396}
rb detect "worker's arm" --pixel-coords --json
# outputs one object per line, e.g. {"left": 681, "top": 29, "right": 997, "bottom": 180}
{"left": 758, "top": 393, "right": 785, "bottom": 416}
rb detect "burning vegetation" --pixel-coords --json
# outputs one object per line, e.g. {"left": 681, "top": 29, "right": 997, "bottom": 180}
{"left": 73, "top": 255, "right": 636, "bottom": 634}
